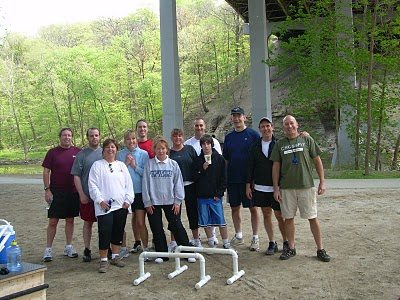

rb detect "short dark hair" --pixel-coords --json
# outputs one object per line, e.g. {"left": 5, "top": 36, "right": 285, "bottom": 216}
{"left": 59, "top": 127, "right": 73, "bottom": 137}
{"left": 171, "top": 128, "right": 184, "bottom": 137}
{"left": 86, "top": 127, "right": 100, "bottom": 137}
{"left": 135, "top": 119, "right": 148, "bottom": 130}
{"left": 102, "top": 138, "right": 119, "bottom": 152}
{"left": 200, "top": 134, "right": 214, "bottom": 147}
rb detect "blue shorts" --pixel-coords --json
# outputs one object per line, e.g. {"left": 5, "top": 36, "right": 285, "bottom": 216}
{"left": 197, "top": 198, "right": 226, "bottom": 227}
{"left": 227, "top": 183, "right": 253, "bottom": 208}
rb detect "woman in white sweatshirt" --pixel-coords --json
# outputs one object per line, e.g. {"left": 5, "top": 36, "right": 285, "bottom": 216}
{"left": 88, "top": 138, "right": 135, "bottom": 273}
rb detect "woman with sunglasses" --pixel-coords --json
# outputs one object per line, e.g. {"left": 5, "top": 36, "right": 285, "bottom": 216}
{"left": 88, "top": 138, "right": 135, "bottom": 273}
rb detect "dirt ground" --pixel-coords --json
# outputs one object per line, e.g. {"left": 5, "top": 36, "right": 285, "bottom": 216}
{"left": 1, "top": 180, "right": 399, "bottom": 300}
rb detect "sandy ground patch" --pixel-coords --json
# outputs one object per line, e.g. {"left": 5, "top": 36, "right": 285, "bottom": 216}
{"left": 1, "top": 181, "right": 399, "bottom": 299}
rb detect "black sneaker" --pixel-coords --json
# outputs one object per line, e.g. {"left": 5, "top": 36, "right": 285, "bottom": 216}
{"left": 83, "top": 248, "right": 91, "bottom": 262}
{"left": 265, "top": 241, "right": 278, "bottom": 255}
{"left": 130, "top": 241, "right": 142, "bottom": 253}
{"left": 283, "top": 240, "right": 289, "bottom": 252}
{"left": 317, "top": 249, "right": 331, "bottom": 262}
{"left": 280, "top": 248, "right": 296, "bottom": 260}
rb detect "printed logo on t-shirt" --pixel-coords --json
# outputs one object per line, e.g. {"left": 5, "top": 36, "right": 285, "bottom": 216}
{"left": 150, "top": 170, "right": 173, "bottom": 178}
{"left": 281, "top": 142, "right": 305, "bottom": 155}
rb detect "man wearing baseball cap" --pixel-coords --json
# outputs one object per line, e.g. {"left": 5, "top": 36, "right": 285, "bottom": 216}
{"left": 246, "top": 117, "right": 288, "bottom": 254}
{"left": 222, "top": 107, "right": 260, "bottom": 250}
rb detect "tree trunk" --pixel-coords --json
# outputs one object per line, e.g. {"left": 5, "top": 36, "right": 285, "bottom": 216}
{"left": 212, "top": 42, "right": 220, "bottom": 96}
{"left": 391, "top": 133, "right": 400, "bottom": 170}
{"left": 374, "top": 68, "right": 387, "bottom": 171}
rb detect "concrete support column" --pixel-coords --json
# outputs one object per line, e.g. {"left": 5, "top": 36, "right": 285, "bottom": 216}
{"left": 160, "top": 0, "right": 183, "bottom": 137}
{"left": 332, "top": 0, "right": 356, "bottom": 168}
{"left": 248, "top": 0, "right": 272, "bottom": 126}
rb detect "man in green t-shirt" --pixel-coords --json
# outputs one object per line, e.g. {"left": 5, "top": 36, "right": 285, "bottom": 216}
{"left": 271, "top": 115, "right": 331, "bottom": 262}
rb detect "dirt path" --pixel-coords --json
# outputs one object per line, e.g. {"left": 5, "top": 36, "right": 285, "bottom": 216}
{"left": 1, "top": 179, "right": 399, "bottom": 299}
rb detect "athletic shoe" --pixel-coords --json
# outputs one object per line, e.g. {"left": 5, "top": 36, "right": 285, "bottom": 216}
{"left": 249, "top": 237, "right": 260, "bottom": 251}
{"left": 142, "top": 248, "right": 153, "bottom": 262}
{"left": 317, "top": 249, "right": 331, "bottom": 262}
{"left": 265, "top": 241, "right": 278, "bottom": 255}
{"left": 187, "top": 257, "right": 196, "bottom": 263}
{"left": 43, "top": 248, "right": 53, "bottom": 262}
{"left": 119, "top": 247, "right": 130, "bottom": 259}
{"left": 193, "top": 239, "right": 203, "bottom": 248}
{"left": 154, "top": 257, "right": 169, "bottom": 264}
{"left": 82, "top": 248, "right": 92, "bottom": 262}
{"left": 130, "top": 241, "right": 142, "bottom": 253}
{"left": 279, "top": 248, "right": 297, "bottom": 260}
{"left": 63, "top": 245, "right": 78, "bottom": 258}
{"left": 168, "top": 241, "right": 177, "bottom": 253}
{"left": 110, "top": 257, "right": 125, "bottom": 267}
{"left": 283, "top": 240, "right": 289, "bottom": 252}
{"left": 98, "top": 260, "right": 108, "bottom": 273}
{"left": 230, "top": 236, "right": 244, "bottom": 246}
{"left": 212, "top": 235, "right": 219, "bottom": 245}
{"left": 223, "top": 242, "right": 235, "bottom": 250}
{"left": 208, "top": 240, "right": 217, "bottom": 248}
{"left": 154, "top": 258, "right": 164, "bottom": 264}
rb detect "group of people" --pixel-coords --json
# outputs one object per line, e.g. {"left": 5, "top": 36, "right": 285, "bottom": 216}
{"left": 41, "top": 108, "right": 331, "bottom": 274}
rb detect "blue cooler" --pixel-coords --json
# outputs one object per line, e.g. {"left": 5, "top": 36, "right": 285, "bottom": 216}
{"left": 0, "top": 219, "right": 16, "bottom": 264}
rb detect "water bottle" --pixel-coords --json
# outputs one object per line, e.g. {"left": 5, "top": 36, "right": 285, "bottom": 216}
{"left": 7, "top": 240, "right": 22, "bottom": 272}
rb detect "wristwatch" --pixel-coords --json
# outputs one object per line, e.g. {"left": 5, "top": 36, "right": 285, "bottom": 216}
{"left": 44, "top": 186, "right": 50, "bottom": 191}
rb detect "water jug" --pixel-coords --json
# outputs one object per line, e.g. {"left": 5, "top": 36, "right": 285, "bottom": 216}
{"left": 0, "top": 219, "right": 15, "bottom": 264}
{"left": 6, "top": 240, "right": 22, "bottom": 272}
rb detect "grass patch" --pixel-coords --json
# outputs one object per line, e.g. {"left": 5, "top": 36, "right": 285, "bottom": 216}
{"left": 0, "top": 149, "right": 46, "bottom": 161}
{"left": 0, "top": 164, "right": 43, "bottom": 175}
{"left": 323, "top": 169, "right": 400, "bottom": 179}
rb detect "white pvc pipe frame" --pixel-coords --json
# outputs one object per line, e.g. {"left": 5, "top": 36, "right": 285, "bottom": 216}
{"left": 175, "top": 246, "right": 245, "bottom": 285}
{"left": 133, "top": 251, "right": 211, "bottom": 289}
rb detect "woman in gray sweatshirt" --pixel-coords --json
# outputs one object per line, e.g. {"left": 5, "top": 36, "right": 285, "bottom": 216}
{"left": 142, "top": 137, "right": 190, "bottom": 261}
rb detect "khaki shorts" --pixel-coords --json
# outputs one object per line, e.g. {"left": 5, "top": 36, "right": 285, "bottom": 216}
{"left": 281, "top": 188, "right": 317, "bottom": 219}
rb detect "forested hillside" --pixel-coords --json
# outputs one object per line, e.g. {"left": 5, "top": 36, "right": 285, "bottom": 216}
{"left": 0, "top": 0, "right": 399, "bottom": 171}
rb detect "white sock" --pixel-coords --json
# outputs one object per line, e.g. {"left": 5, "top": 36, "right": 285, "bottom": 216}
{"left": 222, "top": 239, "right": 229, "bottom": 245}
{"left": 111, "top": 254, "right": 119, "bottom": 259}
{"left": 170, "top": 241, "right": 177, "bottom": 246}
{"left": 100, "top": 257, "right": 108, "bottom": 262}
{"left": 235, "top": 232, "right": 243, "bottom": 239}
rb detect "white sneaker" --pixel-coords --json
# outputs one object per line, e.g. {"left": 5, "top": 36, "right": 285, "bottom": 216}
{"left": 155, "top": 257, "right": 164, "bottom": 264}
{"left": 223, "top": 242, "right": 235, "bottom": 250}
{"left": 43, "top": 248, "right": 53, "bottom": 262}
{"left": 63, "top": 245, "right": 78, "bottom": 258}
{"left": 249, "top": 237, "right": 260, "bottom": 251}
{"left": 212, "top": 234, "right": 219, "bottom": 245}
{"left": 168, "top": 241, "right": 177, "bottom": 253}
{"left": 208, "top": 240, "right": 217, "bottom": 248}
{"left": 230, "top": 236, "right": 244, "bottom": 246}
{"left": 119, "top": 247, "right": 130, "bottom": 259}
{"left": 193, "top": 239, "right": 203, "bottom": 248}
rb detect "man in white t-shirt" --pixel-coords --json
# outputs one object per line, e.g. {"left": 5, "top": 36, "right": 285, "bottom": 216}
{"left": 184, "top": 117, "right": 221, "bottom": 244}
{"left": 185, "top": 118, "right": 222, "bottom": 155}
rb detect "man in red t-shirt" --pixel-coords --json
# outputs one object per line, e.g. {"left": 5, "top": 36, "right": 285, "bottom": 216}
{"left": 136, "top": 119, "right": 155, "bottom": 159}
{"left": 42, "top": 127, "right": 81, "bottom": 262}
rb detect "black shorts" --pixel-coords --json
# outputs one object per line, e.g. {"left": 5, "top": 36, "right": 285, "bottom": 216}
{"left": 131, "top": 193, "right": 145, "bottom": 211}
{"left": 252, "top": 190, "right": 281, "bottom": 211}
{"left": 48, "top": 189, "right": 80, "bottom": 219}
{"left": 227, "top": 183, "right": 253, "bottom": 208}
